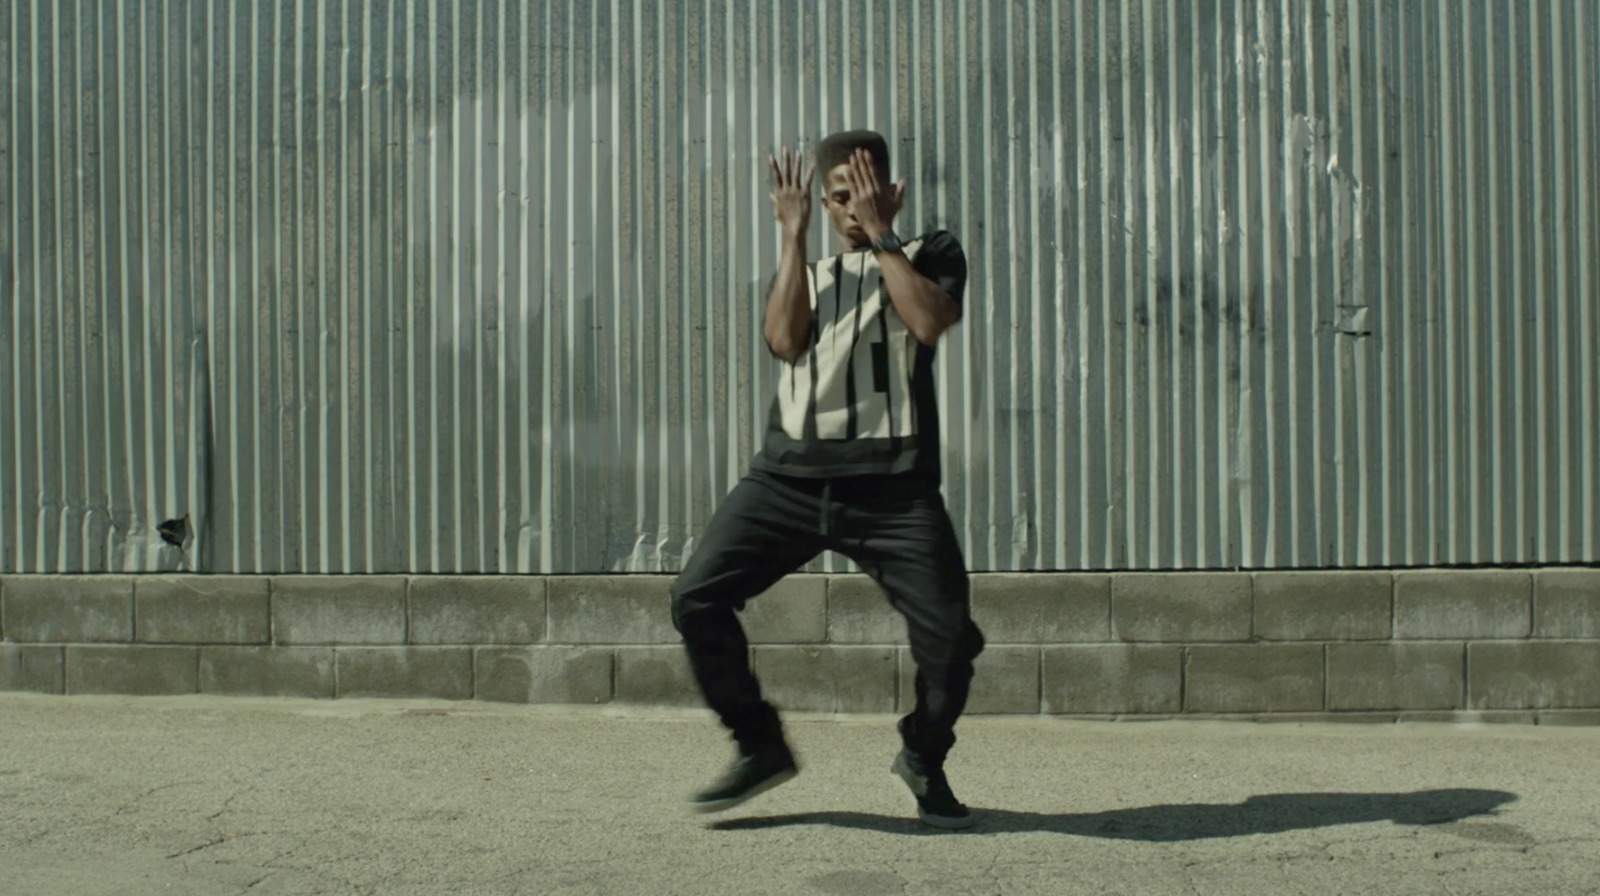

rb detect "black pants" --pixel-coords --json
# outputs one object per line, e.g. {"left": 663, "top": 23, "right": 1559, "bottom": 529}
{"left": 670, "top": 469, "right": 985, "bottom": 767}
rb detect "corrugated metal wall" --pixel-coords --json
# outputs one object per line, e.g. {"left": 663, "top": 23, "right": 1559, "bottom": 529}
{"left": 2, "top": 0, "right": 1596, "bottom": 574}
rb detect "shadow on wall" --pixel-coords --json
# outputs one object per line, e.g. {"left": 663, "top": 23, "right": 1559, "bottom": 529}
{"left": 710, "top": 788, "right": 1520, "bottom": 839}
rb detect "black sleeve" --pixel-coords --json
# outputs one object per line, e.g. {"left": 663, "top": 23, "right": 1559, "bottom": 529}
{"left": 911, "top": 230, "right": 968, "bottom": 306}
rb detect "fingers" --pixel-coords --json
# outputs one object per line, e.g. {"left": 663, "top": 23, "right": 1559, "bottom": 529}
{"left": 770, "top": 145, "right": 819, "bottom": 191}
{"left": 856, "top": 148, "right": 878, "bottom": 189}
{"left": 772, "top": 148, "right": 789, "bottom": 188}
{"left": 771, "top": 146, "right": 813, "bottom": 188}
{"left": 856, "top": 148, "right": 883, "bottom": 196}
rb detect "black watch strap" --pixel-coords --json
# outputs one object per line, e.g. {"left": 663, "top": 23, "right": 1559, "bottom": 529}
{"left": 871, "top": 230, "right": 903, "bottom": 254}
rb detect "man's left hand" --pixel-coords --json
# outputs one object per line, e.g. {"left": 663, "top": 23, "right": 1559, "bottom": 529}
{"left": 845, "top": 148, "right": 906, "bottom": 242}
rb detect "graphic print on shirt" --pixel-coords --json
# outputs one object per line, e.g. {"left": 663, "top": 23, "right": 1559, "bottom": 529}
{"left": 777, "top": 239, "right": 923, "bottom": 441}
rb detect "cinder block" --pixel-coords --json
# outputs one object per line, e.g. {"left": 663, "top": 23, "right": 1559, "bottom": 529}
{"left": 1394, "top": 571, "right": 1531, "bottom": 639}
{"left": 336, "top": 648, "right": 473, "bottom": 700}
{"left": 476, "top": 647, "right": 612, "bottom": 704}
{"left": 1042, "top": 645, "right": 1183, "bottom": 714}
{"left": 408, "top": 576, "right": 546, "bottom": 645}
{"left": 548, "top": 576, "right": 676, "bottom": 644}
{"left": 614, "top": 646, "right": 701, "bottom": 707}
{"left": 971, "top": 574, "right": 1111, "bottom": 643}
{"left": 199, "top": 647, "right": 335, "bottom": 698}
{"left": 752, "top": 646, "right": 896, "bottom": 713}
{"left": 1327, "top": 643, "right": 1464, "bottom": 711}
{"left": 741, "top": 576, "right": 827, "bottom": 644}
{"left": 1253, "top": 572, "right": 1392, "bottom": 640}
{"left": 1186, "top": 644, "right": 1325, "bottom": 713}
{"left": 1113, "top": 573, "right": 1251, "bottom": 642}
{"left": 1534, "top": 569, "right": 1600, "bottom": 638}
{"left": 136, "top": 576, "right": 271, "bottom": 644}
{"left": 1397, "top": 710, "right": 1537, "bottom": 725}
{"left": 65, "top": 646, "right": 198, "bottom": 695}
{"left": 271, "top": 576, "right": 406, "bottom": 645}
{"left": 1468, "top": 641, "right": 1600, "bottom": 709}
{"left": 1253, "top": 712, "right": 1399, "bottom": 724}
{"left": 1536, "top": 710, "right": 1600, "bottom": 726}
{"left": 2, "top": 576, "right": 133, "bottom": 642}
{"left": 0, "top": 644, "right": 64, "bottom": 694}
{"left": 826, "top": 576, "right": 904, "bottom": 644}
{"left": 899, "top": 646, "right": 1039, "bottom": 714}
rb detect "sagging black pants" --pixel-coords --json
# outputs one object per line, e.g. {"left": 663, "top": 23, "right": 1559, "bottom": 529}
{"left": 670, "top": 469, "right": 985, "bottom": 768}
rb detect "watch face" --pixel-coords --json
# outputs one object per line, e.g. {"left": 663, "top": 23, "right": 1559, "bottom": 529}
{"left": 876, "top": 232, "right": 902, "bottom": 252}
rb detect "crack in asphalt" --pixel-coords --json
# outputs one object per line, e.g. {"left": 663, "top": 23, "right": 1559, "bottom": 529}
{"left": 1518, "top": 835, "right": 1600, "bottom": 853}
{"left": 984, "top": 851, "right": 1002, "bottom": 896}
{"left": 167, "top": 834, "right": 232, "bottom": 860}
{"left": 113, "top": 780, "right": 207, "bottom": 817}
{"left": 209, "top": 788, "right": 244, "bottom": 822}
{"left": 1424, "top": 836, "right": 1595, "bottom": 863}
{"left": 1179, "top": 860, "right": 1203, "bottom": 896}
{"left": 166, "top": 830, "right": 273, "bottom": 861}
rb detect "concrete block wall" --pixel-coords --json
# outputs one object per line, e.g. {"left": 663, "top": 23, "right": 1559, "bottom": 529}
{"left": 2, "top": 570, "right": 1598, "bottom": 723}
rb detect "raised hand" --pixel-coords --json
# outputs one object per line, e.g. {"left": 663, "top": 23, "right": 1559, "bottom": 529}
{"left": 844, "top": 148, "right": 907, "bottom": 240}
{"left": 768, "top": 146, "right": 815, "bottom": 237}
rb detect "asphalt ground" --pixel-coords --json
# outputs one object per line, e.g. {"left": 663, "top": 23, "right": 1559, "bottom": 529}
{"left": 2, "top": 693, "right": 1598, "bottom": 895}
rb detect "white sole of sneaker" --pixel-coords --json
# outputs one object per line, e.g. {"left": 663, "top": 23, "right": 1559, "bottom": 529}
{"left": 690, "top": 767, "right": 798, "bottom": 814}
{"left": 891, "top": 754, "right": 976, "bottom": 830}
{"left": 890, "top": 754, "right": 922, "bottom": 794}
{"left": 917, "top": 809, "right": 976, "bottom": 830}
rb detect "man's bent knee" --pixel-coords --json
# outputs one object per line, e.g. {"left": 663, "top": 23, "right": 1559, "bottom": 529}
{"left": 670, "top": 579, "right": 746, "bottom": 636}
{"left": 669, "top": 581, "right": 700, "bottom": 634}
{"left": 910, "top": 619, "right": 985, "bottom": 679}
{"left": 960, "top": 620, "right": 986, "bottom": 663}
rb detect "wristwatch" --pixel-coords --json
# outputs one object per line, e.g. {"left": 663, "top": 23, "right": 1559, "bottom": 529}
{"left": 870, "top": 229, "right": 904, "bottom": 255}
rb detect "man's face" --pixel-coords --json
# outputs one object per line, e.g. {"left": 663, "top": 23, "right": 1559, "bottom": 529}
{"left": 820, "top": 163, "right": 868, "bottom": 244}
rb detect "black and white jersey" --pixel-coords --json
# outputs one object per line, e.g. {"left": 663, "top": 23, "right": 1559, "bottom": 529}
{"left": 751, "top": 230, "right": 967, "bottom": 480}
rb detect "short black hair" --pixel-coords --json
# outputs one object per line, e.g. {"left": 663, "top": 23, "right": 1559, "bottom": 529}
{"left": 816, "top": 130, "right": 890, "bottom": 182}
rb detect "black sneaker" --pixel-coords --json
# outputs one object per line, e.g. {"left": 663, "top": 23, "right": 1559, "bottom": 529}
{"left": 891, "top": 749, "right": 974, "bottom": 829}
{"left": 690, "top": 742, "right": 799, "bottom": 813}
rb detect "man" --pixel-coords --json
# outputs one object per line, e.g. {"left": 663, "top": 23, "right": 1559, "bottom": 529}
{"left": 670, "top": 129, "right": 984, "bottom": 830}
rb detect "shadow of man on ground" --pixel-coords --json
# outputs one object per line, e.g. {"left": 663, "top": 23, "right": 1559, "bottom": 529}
{"left": 710, "top": 789, "right": 1519, "bottom": 839}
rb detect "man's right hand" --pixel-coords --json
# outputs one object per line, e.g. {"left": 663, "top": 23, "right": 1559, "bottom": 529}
{"left": 768, "top": 147, "right": 814, "bottom": 237}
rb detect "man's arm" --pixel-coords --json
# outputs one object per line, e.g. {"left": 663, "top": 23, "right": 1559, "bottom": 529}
{"left": 874, "top": 248, "right": 961, "bottom": 346}
{"left": 763, "top": 148, "right": 814, "bottom": 363}
{"left": 764, "top": 230, "right": 811, "bottom": 362}
{"left": 843, "top": 149, "right": 963, "bottom": 346}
